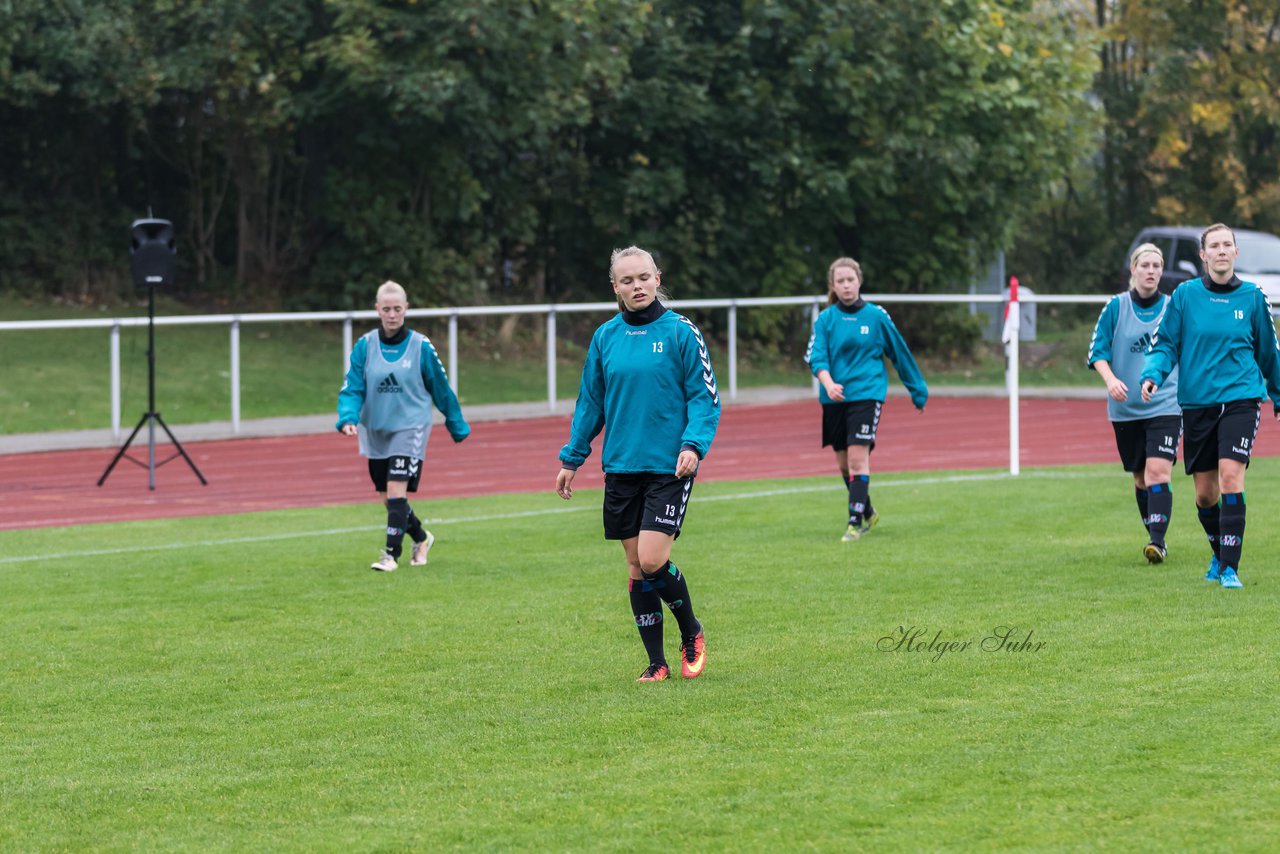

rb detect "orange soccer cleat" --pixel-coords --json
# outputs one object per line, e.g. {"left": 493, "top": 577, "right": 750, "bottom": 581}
{"left": 636, "top": 663, "right": 670, "bottom": 682}
{"left": 680, "top": 629, "right": 706, "bottom": 679}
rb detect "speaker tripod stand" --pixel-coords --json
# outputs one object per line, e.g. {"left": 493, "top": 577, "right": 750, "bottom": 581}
{"left": 97, "top": 286, "right": 207, "bottom": 490}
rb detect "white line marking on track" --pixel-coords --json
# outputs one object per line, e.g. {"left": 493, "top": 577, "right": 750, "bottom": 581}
{"left": 0, "top": 470, "right": 1091, "bottom": 565}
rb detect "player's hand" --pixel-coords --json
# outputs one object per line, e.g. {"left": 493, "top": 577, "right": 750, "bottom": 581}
{"left": 556, "top": 468, "right": 576, "bottom": 500}
{"left": 1106, "top": 378, "right": 1129, "bottom": 402}
{"left": 823, "top": 381, "right": 845, "bottom": 402}
{"left": 675, "top": 449, "right": 700, "bottom": 478}
{"left": 341, "top": 423, "right": 357, "bottom": 437}
{"left": 1140, "top": 380, "right": 1157, "bottom": 402}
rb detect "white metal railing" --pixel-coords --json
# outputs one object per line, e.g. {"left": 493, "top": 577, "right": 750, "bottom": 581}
{"left": 0, "top": 293, "right": 1111, "bottom": 475}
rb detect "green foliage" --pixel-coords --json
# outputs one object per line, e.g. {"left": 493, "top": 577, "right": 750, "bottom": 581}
{"left": 1, "top": 0, "right": 1099, "bottom": 326}
{"left": 573, "top": 0, "right": 1100, "bottom": 301}
{"left": 1123, "top": 2, "right": 1280, "bottom": 228}
{"left": 1014, "top": 0, "right": 1280, "bottom": 295}
{"left": 1008, "top": 158, "right": 1131, "bottom": 294}
{"left": 0, "top": 2, "right": 154, "bottom": 300}
{"left": 890, "top": 302, "right": 985, "bottom": 357}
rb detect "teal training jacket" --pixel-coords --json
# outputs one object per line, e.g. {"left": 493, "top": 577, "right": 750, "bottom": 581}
{"left": 806, "top": 299, "right": 928, "bottom": 408}
{"left": 559, "top": 304, "right": 721, "bottom": 474}
{"left": 1141, "top": 277, "right": 1280, "bottom": 410}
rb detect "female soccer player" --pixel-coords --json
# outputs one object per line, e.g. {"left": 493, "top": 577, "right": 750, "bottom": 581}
{"left": 337, "top": 280, "right": 470, "bottom": 571}
{"left": 1087, "top": 243, "right": 1181, "bottom": 564}
{"left": 555, "top": 246, "right": 721, "bottom": 682}
{"left": 806, "top": 257, "right": 928, "bottom": 542}
{"left": 1141, "top": 223, "right": 1280, "bottom": 589}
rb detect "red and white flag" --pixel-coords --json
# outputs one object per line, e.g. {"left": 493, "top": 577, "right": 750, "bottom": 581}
{"left": 1001, "top": 275, "right": 1021, "bottom": 344}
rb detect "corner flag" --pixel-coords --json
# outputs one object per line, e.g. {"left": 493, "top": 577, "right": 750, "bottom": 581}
{"left": 1001, "top": 275, "right": 1021, "bottom": 344}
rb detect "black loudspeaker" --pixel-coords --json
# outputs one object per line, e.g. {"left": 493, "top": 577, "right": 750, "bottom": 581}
{"left": 129, "top": 218, "right": 176, "bottom": 288}
{"left": 99, "top": 216, "right": 206, "bottom": 490}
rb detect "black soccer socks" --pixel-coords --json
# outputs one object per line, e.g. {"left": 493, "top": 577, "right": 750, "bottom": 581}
{"left": 1197, "top": 502, "right": 1222, "bottom": 558}
{"left": 848, "top": 474, "right": 870, "bottom": 526}
{"left": 1219, "top": 492, "right": 1245, "bottom": 572}
{"left": 1146, "top": 483, "right": 1172, "bottom": 546}
{"left": 406, "top": 508, "right": 427, "bottom": 545}
{"left": 385, "top": 497, "right": 409, "bottom": 559}
{"left": 629, "top": 579, "right": 666, "bottom": 666}
{"left": 645, "top": 561, "right": 699, "bottom": 641}
{"left": 1135, "top": 487, "right": 1151, "bottom": 534}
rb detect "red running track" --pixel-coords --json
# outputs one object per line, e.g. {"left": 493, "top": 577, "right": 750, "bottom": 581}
{"left": 3, "top": 397, "right": 1278, "bottom": 531}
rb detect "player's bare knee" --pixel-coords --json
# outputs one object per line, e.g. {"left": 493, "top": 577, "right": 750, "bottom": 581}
{"left": 1217, "top": 461, "right": 1246, "bottom": 494}
{"left": 638, "top": 556, "right": 669, "bottom": 575}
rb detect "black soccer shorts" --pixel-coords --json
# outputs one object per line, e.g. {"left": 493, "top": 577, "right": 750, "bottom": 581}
{"left": 1111, "top": 414, "right": 1181, "bottom": 473}
{"left": 368, "top": 455, "right": 423, "bottom": 492}
{"left": 602, "top": 472, "right": 695, "bottom": 540}
{"left": 822, "top": 399, "right": 882, "bottom": 451}
{"left": 1181, "top": 399, "right": 1261, "bottom": 474}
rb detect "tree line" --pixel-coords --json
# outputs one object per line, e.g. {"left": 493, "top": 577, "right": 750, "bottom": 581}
{"left": 1015, "top": 1, "right": 1280, "bottom": 294}
{"left": 2, "top": 1, "right": 1277, "bottom": 321}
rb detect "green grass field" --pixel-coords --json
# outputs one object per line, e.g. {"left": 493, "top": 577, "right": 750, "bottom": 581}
{"left": 3, "top": 464, "right": 1279, "bottom": 851}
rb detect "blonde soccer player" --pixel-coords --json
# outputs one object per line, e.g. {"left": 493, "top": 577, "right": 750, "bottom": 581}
{"left": 555, "top": 247, "right": 720, "bottom": 682}
{"left": 337, "top": 280, "right": 469, "bottom": 571}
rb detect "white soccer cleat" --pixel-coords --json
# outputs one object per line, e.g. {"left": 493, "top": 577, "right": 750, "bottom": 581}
{"left": 410, "top": 530, "right": 436, "bottom": 566}
{"left": 370, "top": 551, "right": 398, "bottom": 572}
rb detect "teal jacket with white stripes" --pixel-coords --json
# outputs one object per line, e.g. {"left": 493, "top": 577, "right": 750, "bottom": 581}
{"left": 559, "top": 302, "right": 721, "bottom": 473}
{"left": 1141, "top": 276, "right": 1280, "bottom": 410}
{"left": 806, "top": 299, "right": 928, "bottom": 408}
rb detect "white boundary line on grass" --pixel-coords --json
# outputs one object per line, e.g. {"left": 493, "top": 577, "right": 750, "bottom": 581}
{"left": 0, "top": 470, "right": 1091, "bottom": 565}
